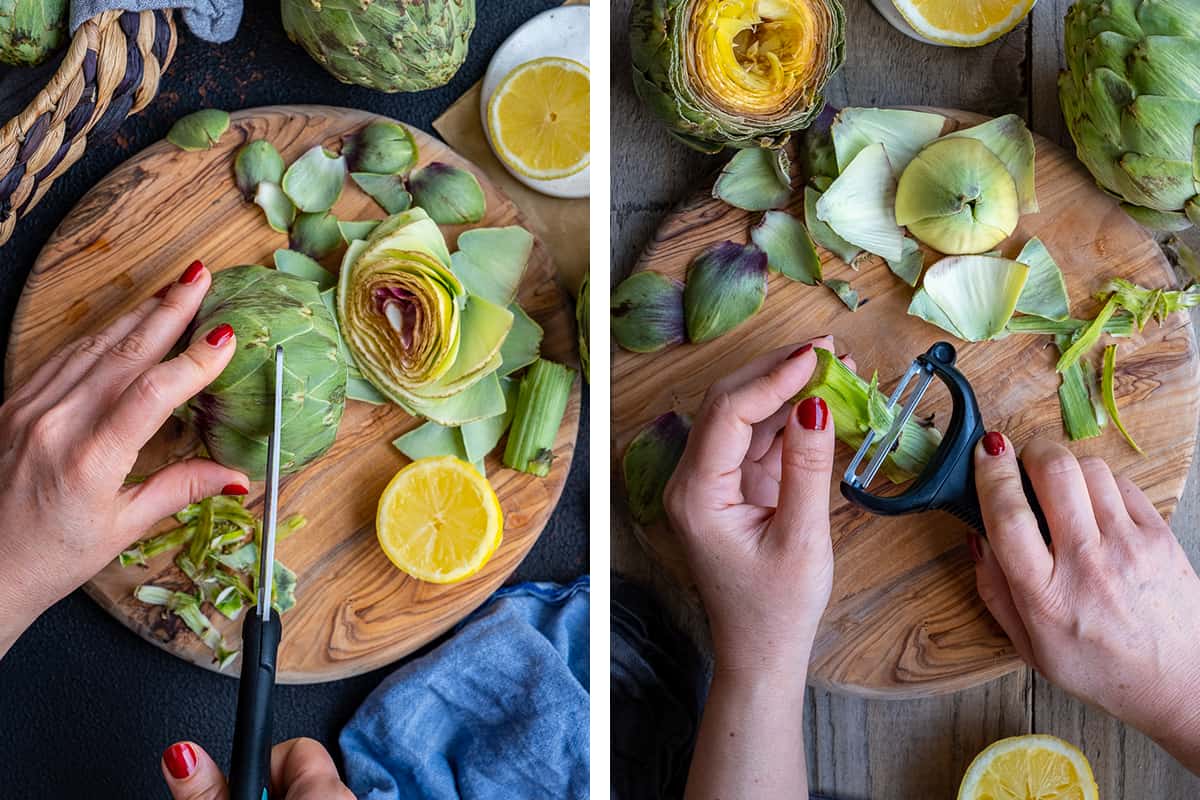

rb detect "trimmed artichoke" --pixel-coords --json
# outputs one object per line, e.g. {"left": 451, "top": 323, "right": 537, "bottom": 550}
{"left": 281, "top": 0, "right": 476, "bottom": 94}
{"left": 0, "top": 0, "right": 67, "bottom": 67}
{"left": 630, "top": 0, "right": 847, "bottom": 152}
{"left": 182, "top": 266, "right": 347, "bottom": 479}
{"left": 1059, "top": 0, "right": 1200, "bottom": 231}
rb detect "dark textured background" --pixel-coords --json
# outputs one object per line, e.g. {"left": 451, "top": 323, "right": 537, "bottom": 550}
{"left": 0, "top": 2, "right": 589, "bottom": 797}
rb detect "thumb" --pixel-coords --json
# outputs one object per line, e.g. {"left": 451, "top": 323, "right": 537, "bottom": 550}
{"left": 121, "top": 458, "right": 250, "bottom": 535}
{"left": 161, "top": 741, "right": 229, "bottom": 800}
{"left": 772, "top": 396, "right": 836, "bottom": 539}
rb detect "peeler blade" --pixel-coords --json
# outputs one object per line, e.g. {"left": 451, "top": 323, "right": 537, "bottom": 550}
{"left": 843, "top": 357, "right": 936, "bottom": 490}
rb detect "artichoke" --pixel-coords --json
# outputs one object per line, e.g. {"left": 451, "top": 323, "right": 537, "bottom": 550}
{"left": 1059, "top": 0, "right": 1200, "bottom": 231}
{"left": 0, "top": 0, "right": 67, "bottom": 67}
{"left": 182, "top": 266, "right": 347, "bottom": 479}
{"left": 630, "top": 0, "right": 846, "bottom": 152}
{"left": 280, "top": 0, "right": 476, "bottom": 93}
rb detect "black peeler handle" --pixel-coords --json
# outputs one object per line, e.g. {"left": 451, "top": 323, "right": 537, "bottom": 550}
{"left": 841, "top": 342, "right": 1051, "bottom": 543}
{"left": 229, "top": 612, "right": 280, "bottom": 800}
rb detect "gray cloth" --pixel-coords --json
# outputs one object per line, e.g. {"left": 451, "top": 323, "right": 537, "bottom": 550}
{"left": 71, "top": 0, "right": 242, "bottom": 43}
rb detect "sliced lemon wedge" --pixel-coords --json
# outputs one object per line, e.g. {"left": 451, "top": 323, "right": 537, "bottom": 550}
{"left": 376, "top": 456, "right": 503, "bottom": 584}
{"left": 487, "top": 56, "right": 590, "bottom": 181}
{"left": 958, "top": 735, "right": 1100, "bottom": 800}
{"left": 889, "top": 0, "right": 1035, "bottom": 47}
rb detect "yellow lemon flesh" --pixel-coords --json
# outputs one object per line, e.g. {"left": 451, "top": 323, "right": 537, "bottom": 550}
{"left": 891, "top": 0, "right": 1034, "bottom": 47}
{"left": 376, "top": 456, "right": 503, "bottom": 584}
{"left": 957, "top": 735, "right": 1099, "bottom": 800}
{"left": 487, "top": 56, "right": 590, "bottom": 181}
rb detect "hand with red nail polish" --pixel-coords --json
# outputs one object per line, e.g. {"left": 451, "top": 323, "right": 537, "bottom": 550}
{"left": 663, "top": 338, "right": 846, "bottom": 800}
{"left": 161, "top": 738, "right": 353, "bottom": 800}
{"left": 973, "top": 435, "right": 1200, "bottom": 773}
{"left": 0, "top": 260, "right": 249, "bottom": 659}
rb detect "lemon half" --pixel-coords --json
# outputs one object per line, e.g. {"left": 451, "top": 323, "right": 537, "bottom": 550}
{"left": 376, "top": 456, "right": 503, "bottom": 584}
{"left": 958, "top": 735, "right": 1100, "bottom": 800}
{"left": 487, "top": 56, "right": 590, "bottom": 181}
{"left": 889, "top": 0, "right": 1035, "bottom": 47}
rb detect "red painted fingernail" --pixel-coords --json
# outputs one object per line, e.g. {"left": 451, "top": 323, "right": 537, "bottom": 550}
{"left": 837, "top": 352, "right": 848, "bottom": 360}
{"left": 205, "top": 323, "right": 233, "bottom": 347}
{"left": 180, "top": 260, "right": 204, "bottom": 284}
{"left": 797, "top": 396, "right": 829, "bottom": 430}
{"left": 163, "top": 742, "right": 196, "bottom": 780}
{"left": 968, "top": 533, "right": 983, "bottom": 563}
{"left": 154, "top": 285, "right": 170, "bottom": 299}
{"left": 788, "top": 343, "right": 813, "bottom": 359}
{"left": 982, "top": 431, "right": 1006, "bottom": 456}
{"left": 221, "top": 483, "right": 248, "bottom": 496}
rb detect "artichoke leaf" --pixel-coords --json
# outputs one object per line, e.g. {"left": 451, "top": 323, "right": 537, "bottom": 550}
{"left": 347, "top": 376, "right": 388, "bottom": 405}
{"left": 908, "top": 287, "right": 966, "bottom": 339}
{"left": 167, "top": 109, "right": 231, "bottom": 151}
{"left": 712, "top": 147, "right": 792, "bottom": 211}
{"left": 1014, "top": 237, "right": 1070, "bottom": 321}
{"left": 500, "top": 304, "right": 544, "bottom": 376}
{"left": 289, "top": 211, "right": 342, "bottom": 260}
{"left": 1056, "top": 334, "right": 1104, "bottom": 442}
{"left": 235, "top": 140, "right": 285, "bottom": 200}
{"left": 460, "top": 377, "right": 520, "bottom": 464}
{"left": 831, "top": 107, "right": 945, "bottom": 175}
{"left": 450, "top": 226, "right": 535, "bottom": 306}
{"left": 816, "top": 143, "right": 904, "bottom": 263}
{"left": 407, "top": 295, "right": 512, "bottom": 400}
{"left": 343, "top": 121, "right": 418, "bottom": 175}
{"left": 1102, "top": 344, "right": 1144, "bottom": 455}
{"left": 887, "top": 236, "right": 924, "bottom": 287}
{"left": 824, "top": 278, "right": 860, "bottom": 311}
{"left": 919, "top": 256, "right": 1030, "bottom": 342}
{"left": 612, "top": 271, "right": 687, "bottom": 353}
{"left": 623, "top": 411, "right": 691, "bottom": 525}
{"left": 750, "top": 210, "right": 821, "bottom": 285}
{"left": 402, "top": 372, "right": 507, "bottom": 427}
{"left": 943, "top": 114, "right": 1039, "bottom": 214}
{"left": 351, "top": 173, "right": 413, "bottom": 215}
{"left": 338, "top": 220, "right": 381, "bottom": 243}
{"left": 254, "top": 182, "right": 296, "bottom": 233}
{"left": 684, "top": 241, "right": 769, "bottom": 343}
{"left": 282, "top": 146, "right": 347, "bottom": 213}
{"left": 804, "top": 186, "right": 862, "bottom": 265}
{"left": 393, "top": 422, "right": 469, "bottom": 463}
{"left": 274, "top": 249, "right": 336, "bottom": 291}
{"left": 409, "top": 162, "right": 486, "bottom": 225}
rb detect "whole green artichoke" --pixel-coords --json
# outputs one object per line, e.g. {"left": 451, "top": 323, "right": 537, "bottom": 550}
{"left": 280, "top": 0, "right": 476, "bottom": 93}
{"left": 630, "top": 0, "right": 846, "bottom": 153}
{"left": 182, "top": 266, "right": 347, "bottom": 480}
{"left": 1059, "top": 0, "right": 1200, "bottom": 231}
{"left": 0, "top": 0, "right": 67, "bottom": 67}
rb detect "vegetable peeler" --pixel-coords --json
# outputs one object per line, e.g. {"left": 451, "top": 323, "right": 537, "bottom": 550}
{"left": 840, "top": 341, "right": 1050, "bottom": 541}
{"left": 229, "top": 345, "right": 284, "bottom": 800}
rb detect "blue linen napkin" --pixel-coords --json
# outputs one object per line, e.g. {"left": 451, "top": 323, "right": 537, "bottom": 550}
{"left": 340, "top": 577, "right": 590, "bottom": 800}
{"left": 71, "top": 0, "right": 243, "bottom": 42}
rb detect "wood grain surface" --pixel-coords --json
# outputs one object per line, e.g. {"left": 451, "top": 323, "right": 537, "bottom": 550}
{"left": 3, "top": 105, "right": 581, "bottom": 684}
{"left": 612, "top": 107, "right": 1200, "bottom": 698}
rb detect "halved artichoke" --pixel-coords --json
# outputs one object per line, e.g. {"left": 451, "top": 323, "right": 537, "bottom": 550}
{"left": 630, "top": 0, "right": 847, "bottom": 152}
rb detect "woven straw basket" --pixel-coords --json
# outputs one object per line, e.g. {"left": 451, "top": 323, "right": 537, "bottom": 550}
{"left": 0, "top": 9, "right": 176, "bottom": 246}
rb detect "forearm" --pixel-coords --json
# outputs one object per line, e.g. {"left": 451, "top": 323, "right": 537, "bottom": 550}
{"left": 684, "top": 662, "right": 810, "bottom": 800}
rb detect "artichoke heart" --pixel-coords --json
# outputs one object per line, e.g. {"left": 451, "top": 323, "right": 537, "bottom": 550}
{"left": 631, "top": 0, "right": 846, "bottom": 151}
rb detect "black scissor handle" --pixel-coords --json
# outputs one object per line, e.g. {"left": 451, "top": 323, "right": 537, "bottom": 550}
{"left": 229, "top": 612, "right": 281, "bottom": 800}
{"left": 840, "top": 342, "right": 1050, "bottom": 542}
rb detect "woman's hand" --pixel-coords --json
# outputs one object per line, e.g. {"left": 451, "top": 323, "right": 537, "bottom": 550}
{"left": 973, "top": 434, "right": 1200, "bottom": 768}
{"left": 162, "top": 739, "right": 354, "bottom": 800}
{"left": 664, "top": 337, "right": 842, "bottom": 675}
{"left": 0, "top": 261, "right": 249, "bottom": 657}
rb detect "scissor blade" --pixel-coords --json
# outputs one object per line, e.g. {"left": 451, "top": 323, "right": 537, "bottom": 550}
{"left": 257, "top": 345, "right": 284, "bottom": 621}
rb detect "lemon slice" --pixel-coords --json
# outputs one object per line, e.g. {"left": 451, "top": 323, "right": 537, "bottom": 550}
{"left": 376, "top": 456, "right": 503, "bottom": 584}
{"left": 487, "top": 56, "right": 590, "bottom": 181}
{"left": 888, "top": 0, "right": 1035, "bottom": 47}
{"left": 958, "top": 735, "right": 1099, "bottom": 800}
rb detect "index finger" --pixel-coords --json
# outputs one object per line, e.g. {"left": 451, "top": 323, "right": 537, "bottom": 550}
{"left": 686, "top": 340, "right": 828, "bottom": 479}
{"left": 974, "top": 433, "right": 1053, "bottom": 595}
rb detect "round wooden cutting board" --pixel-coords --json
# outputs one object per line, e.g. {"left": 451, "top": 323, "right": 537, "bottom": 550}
{"left": 5, "top": 105, "right": 581, "bottom": 683}
{"left": 613, "top": 108, "right": 1200, "bottom": 699}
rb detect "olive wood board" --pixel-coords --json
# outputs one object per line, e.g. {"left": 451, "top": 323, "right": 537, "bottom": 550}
{"left": 612, "top": 108, "right": 1200, "bottom": 699}
{"left": 5, "top": 105, "right": 581, "bottom": 683}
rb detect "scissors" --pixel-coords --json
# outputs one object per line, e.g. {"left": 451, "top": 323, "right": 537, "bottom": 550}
{"left": 229, "top": 345, "right": 284, "bottom": 800}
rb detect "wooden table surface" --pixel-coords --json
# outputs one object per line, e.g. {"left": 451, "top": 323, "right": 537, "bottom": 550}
{"left": 610, "top": 1, "right": 1200, "bottom": 797}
